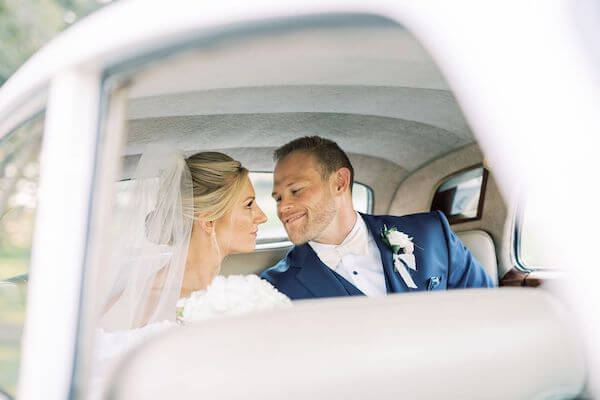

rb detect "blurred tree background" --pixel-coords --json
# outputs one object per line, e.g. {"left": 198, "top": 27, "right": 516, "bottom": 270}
{"left": 0, "top": 0, "right": 114, "bottom": 86}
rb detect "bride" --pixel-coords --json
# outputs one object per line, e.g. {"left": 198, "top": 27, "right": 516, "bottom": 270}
{"left": 90, "top": 149, "right": 291, "bottom": 397}
{"left": 98, "top": 148, "right": 290, "bottom": 331}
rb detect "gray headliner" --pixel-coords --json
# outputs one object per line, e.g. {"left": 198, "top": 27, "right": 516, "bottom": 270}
{"left": 127, "top": 86, "right": 471, "bottom": 136}
{"left": 124, "top": 23, "right": 474, "bottom": 174}
{"left": 126, "top": 112, "right": 471, "bottom": 171}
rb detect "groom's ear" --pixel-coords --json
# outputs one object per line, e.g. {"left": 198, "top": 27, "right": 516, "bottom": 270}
{"left": 332, "top": 167, "right": 352, "bottom": 195}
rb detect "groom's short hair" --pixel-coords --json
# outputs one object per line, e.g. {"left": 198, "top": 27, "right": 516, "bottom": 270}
{"left": 274, "top": 136, "right": 354, "bottom": 188}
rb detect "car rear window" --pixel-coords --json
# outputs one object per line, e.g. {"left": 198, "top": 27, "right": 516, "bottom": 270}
{"left": 116, "top": 172, "right": 373, "bottom": 248}
{"left": 430, "top": 165, "right": 488, "bottom": 224}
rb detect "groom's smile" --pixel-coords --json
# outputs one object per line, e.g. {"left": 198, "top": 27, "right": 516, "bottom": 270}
{"left": 283, "top": 212, "right": 306, "bottom": 225}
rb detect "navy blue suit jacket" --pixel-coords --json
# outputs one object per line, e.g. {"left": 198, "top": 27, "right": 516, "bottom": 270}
{"left": 261, "top": 211, "right": 495, "bottom": 300}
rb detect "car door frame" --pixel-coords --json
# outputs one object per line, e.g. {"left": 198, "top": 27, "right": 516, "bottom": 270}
{"left": 3, "top": 1, "right": 599, "bottom": 398}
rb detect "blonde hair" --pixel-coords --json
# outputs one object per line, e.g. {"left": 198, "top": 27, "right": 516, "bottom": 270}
{"left": 185, "top": 152, "right": 249, "bottom": 221}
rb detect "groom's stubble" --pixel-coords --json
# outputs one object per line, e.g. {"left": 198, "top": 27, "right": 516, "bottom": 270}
{"left": 286, "top": 186, "right": 337, "bottom": 245}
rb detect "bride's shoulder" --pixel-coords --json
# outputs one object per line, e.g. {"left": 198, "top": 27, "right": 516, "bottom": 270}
{"left": 179, "top": 274, "right": 291, "bottom": 323}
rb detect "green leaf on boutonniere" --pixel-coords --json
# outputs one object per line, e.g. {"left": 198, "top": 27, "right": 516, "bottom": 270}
{"left": 390, "top": 245, "right": 402, "bottom": 254}
{"left": 381, "top": 225, "right": 399, "bottom": 254}
{"left": 381, "top": 224, "right": 413, "bottom": 255}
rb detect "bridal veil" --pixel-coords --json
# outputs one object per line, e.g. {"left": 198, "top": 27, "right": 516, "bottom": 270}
{"left": 98, "top": 147, "right": 194, "bottom": 331}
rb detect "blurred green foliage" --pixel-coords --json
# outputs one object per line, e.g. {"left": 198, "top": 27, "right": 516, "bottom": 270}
{"left": 0, "top": 282, "right": 27, "bottom": 397}
{"left": 0, "top": 113, "right": 43, "bottom": 396}
{"left": 0, "top": 0, "right": 113, "bottom": 86}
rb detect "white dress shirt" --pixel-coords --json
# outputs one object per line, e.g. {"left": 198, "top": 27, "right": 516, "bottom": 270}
{"left": 309, "top": 213, "right": 386, "bottom": 297}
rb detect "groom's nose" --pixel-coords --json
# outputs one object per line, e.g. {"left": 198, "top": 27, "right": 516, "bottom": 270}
{"left": 277, "top": 196, "right": 294, "bottom": 216}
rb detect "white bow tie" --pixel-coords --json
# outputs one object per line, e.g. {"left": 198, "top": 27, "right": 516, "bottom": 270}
{"left": 315, "top": 230, "right": 370, "bottom": 268}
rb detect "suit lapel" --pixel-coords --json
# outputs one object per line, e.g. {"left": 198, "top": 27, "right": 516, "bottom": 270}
{"left": 292, "top": 244, "right": 351, "bottom": 298}
{"left": 360, "top": 213, "right": 414, "bottom": 294}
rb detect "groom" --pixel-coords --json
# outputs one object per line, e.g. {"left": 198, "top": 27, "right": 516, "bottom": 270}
{"left": 261, "top": 136, "right": 495, "bottom": 300}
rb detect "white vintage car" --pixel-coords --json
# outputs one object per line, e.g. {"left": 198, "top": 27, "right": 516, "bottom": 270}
{"left": 0, "top": 0, "right": 599, "bottom": 399}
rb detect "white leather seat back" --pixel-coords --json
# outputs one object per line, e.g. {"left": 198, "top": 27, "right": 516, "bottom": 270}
{"left": 111, "top": 289, "right": 585, "bottom": 400}
{"left": 457, "top": 229, "right": 498, "bottom": 284}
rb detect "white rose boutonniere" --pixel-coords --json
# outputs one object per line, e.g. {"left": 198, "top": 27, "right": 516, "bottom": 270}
{"left": 381, "top": 225, "right": 418, "bottom": 289}
{"left": 384, "top": 229, "right": 415, "bottom": 254}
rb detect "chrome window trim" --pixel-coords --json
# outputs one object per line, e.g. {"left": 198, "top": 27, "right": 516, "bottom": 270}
{"left": 511, "top": 200, "right": 534, "bottom": 273}
{"left": 255, "top": 241, "right": 294, "bottom": 251}
{"left": 69, "top": 74, "right": 131, "bottom": 399}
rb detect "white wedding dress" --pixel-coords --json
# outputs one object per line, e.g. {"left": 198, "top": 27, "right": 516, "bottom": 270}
{"left": 89, "top": 274, "right": 291, "bottom": 400}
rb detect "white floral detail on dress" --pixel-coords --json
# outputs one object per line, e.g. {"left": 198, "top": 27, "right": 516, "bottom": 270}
{"left": 177, "top": 275, "right": 292, "bottom": 323}
{"left": 381, "top": 225, "right": 418, "bottom": 289}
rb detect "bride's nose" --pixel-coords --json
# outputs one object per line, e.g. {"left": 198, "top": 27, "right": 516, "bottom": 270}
{"left": 254, "top": 204, "right": 267, "bottom": 224}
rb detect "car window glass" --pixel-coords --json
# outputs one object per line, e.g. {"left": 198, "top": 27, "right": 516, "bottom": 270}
{"left": 116, "top": 172, "right": 373, "bottom": 246}
{"left": 0, "top": 114, "right": 45, "bottom": 397}
{"left": 431, "top": 166, "right": 487, "bottom": 223}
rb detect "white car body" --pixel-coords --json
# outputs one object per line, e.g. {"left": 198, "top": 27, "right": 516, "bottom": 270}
{"left": 1, "top": 0, "right": 599, "bottom": 398}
